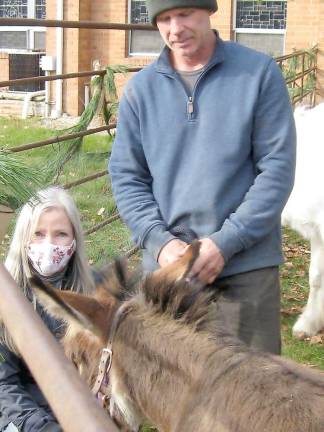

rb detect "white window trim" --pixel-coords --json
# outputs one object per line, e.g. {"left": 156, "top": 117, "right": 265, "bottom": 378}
{"left": 0, "top": 0, "right": 46, "bottom": 51}
{"left": 235, "top": 28, "right": 285, "bottom": 34}
{"left": 0, "top": 26, "right": 46, "bottom": 31}
{"left": 234, "top": 28, "right": 287, "bottom": 54}
{"left": 129, "top": 49, "right": 160, "bottom": 58}
{"left": 27, "top": 0, "right": 35, "bottom": 18}
{"left": 0, "top": 26, "right": 46, "bottom": 53}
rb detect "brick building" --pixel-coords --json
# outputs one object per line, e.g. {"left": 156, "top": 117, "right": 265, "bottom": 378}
{"left": 1, "top": 0, "right": 323, "bottom": 116}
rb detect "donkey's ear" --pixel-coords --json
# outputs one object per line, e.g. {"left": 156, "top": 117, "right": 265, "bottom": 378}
{"left": 97, "top": 258, "right": 139, "bottom": 301}
{"left": 30, "top": 276, "right": 102, "bottom": 335}
{"left": 153, "top": 240, "right": 201, "bottom": 282}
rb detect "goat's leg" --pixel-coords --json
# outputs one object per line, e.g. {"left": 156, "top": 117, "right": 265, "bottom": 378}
{"left": 293, "top": 236, "right": 324, "bottom": 338}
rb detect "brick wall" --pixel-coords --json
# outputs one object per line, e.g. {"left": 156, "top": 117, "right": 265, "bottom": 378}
{"left": 285, "top": 0, "right": 324, "bottom": 102}
{"left": 46, "top": 0, "right": 91, "bottom": 115}
{"left": 212, "top": 0, "right": 233, "bottom": 41}
{"left": 45, "top": 0, "right": 323, "bottom": 116}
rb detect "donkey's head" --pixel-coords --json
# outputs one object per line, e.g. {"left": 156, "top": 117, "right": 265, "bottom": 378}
{"left": 30, "top": 259, "right": 129, "bottom": 385}
{"left": 30, "top": 240, "right": 202, "bottom": 387}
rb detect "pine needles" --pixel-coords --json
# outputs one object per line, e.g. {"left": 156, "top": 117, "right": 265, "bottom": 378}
{"left": 0, "top": 150, "right": 43, "bottom": 210}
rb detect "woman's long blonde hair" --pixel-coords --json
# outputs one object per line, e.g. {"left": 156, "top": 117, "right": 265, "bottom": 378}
{"left": 1, "top": 186, "right": 95, "bottom": 353}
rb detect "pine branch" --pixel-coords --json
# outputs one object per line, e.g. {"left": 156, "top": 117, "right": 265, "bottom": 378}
{"left": 47, "top": 75, "right": 105, "bottom": 181}
{"left": 0, "top": 151, "right": 44, "bottom": 210}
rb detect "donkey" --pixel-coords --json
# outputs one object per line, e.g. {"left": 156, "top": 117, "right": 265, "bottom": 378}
{"left": 32, "top": 242, "right": 324, "bottom": 432}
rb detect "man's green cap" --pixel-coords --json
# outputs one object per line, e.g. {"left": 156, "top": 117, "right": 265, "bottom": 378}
{"left": 146, "top": 0, "right": 218, "bottom": 25}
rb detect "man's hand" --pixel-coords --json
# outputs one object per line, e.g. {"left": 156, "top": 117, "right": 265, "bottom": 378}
{"left": 158, "top": 239, "right": 188, "bottom": 267}
{"left": 188, "top": 238, "right": 225, "bottom": 284}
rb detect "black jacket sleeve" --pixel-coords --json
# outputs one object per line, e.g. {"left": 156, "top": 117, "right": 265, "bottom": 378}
{"left": 0, "top": 344, "right": 61, "bottom": 432}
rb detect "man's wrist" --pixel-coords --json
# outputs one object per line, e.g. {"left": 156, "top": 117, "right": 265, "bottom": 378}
{"left": 143, "top": 225, "right": 175, "bottom": 261}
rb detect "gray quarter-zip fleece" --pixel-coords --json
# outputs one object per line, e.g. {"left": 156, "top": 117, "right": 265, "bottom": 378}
{"left": 109, "top": 33, "right": 296, "bottom": 277}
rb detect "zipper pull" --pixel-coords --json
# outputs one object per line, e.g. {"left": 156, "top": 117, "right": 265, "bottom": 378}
{"left": 187, "top": 96, "right": 194, "bottom": 115}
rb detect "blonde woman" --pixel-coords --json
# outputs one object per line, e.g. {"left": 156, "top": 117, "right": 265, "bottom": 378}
{"left": 0, "top": 186, "right": 95, "bottom": 432}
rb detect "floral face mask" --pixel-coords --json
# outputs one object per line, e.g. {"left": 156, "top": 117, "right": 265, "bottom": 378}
{"left": 27, "top": 239, "right": 76, "bottom": 277}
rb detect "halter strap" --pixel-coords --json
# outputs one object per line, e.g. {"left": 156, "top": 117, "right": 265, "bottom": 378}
{"left": 92, "top": 302, "right": 133, "bottom": 400}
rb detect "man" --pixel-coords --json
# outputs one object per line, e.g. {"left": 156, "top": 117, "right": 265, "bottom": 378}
{"left": 109, "top": 0, "right": 296, "bottom": 354}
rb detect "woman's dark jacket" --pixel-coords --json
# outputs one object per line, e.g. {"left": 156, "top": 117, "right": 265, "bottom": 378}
{"left": 0, "top": 299, "right": 64, "bottom": 432}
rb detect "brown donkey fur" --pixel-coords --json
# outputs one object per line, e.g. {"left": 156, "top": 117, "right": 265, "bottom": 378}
{"left": 31, "top": 241, "right": 324, "bottom": 432}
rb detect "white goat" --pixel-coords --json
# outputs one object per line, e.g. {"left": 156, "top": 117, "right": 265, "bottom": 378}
{"left": 282, "top": 102, "right": 324, "bottom": 338}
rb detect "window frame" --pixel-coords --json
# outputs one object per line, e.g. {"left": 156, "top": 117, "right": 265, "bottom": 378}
{"left": 0, "top": 0, "right": 46, "bottom": 52}
{"left": 127, "top": 0, "right": 161, "bottom": 57}
{"left": 0, "top": 26, "right": 46, "bottom": 52}
{"left": 233, "top": 0, "right": 287, "bottom": 55}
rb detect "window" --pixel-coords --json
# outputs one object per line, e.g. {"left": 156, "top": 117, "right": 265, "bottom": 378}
{"left": 0, "top": 0, "right": 45, "bottom": 19}
{"left": 35, "top": 0, "right": 45, "bottom": 19}
{"left": 0, "top": 0, "right": 46, "bottom": 51}
{"left": 234, "top": 1, "right": 287, "bottom": 57}
{"left": 129, "top": 0, "right": 164, "bottom": 56}
{"left": 0, "top": 0, "right": 28, "bottom": 18}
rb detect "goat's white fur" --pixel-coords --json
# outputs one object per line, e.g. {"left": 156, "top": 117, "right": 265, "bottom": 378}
{"left": 282, "top": 103, "right": 324, "bottom": 338}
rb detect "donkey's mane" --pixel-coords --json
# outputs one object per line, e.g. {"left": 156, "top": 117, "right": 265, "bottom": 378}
{"left": 98, "top": 257, "right": 139, "bottom": 302}
{"left": 139, "top": 275, "right": 215, "bottom": 332}
{"left": 98, "top": 241, "right": 215, "bottom": 332}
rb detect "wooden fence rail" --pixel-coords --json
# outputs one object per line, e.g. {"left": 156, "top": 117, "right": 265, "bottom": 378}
{"left": 9, "top": 126, "right": 114, "bottom": 152}
{"left": 0, "top": 67, "right": 142, "bottom": 89}
{"left": 0, "top": 17, "right": 156, "bottom": 30}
